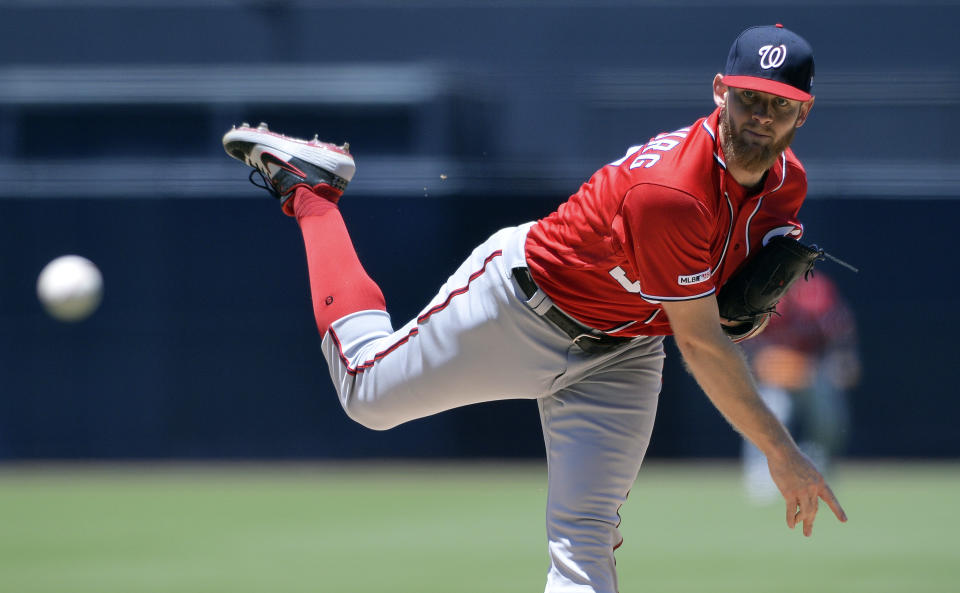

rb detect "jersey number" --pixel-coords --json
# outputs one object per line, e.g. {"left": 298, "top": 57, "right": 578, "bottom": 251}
{"left": 609, "top": 266, "right": 642, "bottom": 293}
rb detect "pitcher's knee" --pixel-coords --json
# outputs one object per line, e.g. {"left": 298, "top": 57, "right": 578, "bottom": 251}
{"left": 547, "top": 500, "right": 624, "bottom": 557}
{"left": 340, "top": 396, "right": 404, "bottom": 431}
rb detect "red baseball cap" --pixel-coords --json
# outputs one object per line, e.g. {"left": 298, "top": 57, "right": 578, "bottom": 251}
{"left": 721, "top": 24, "right": 815, "bottom": 101}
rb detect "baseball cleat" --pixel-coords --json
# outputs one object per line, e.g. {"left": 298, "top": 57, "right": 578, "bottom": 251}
{"left": 222, "top": 123, "right": 355, "bottom": 212}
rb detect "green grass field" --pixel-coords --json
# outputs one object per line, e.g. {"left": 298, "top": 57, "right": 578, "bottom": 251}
{"left": 0, "top": 461, "right": 957, "bottom": 593}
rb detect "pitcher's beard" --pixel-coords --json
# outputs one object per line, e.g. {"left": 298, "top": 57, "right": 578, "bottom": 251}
{"left": 720, "top": 105, "right": 796, "bottom": 174}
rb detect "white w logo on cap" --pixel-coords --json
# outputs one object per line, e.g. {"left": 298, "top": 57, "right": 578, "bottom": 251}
{"left": 758, "top": 44, "right": 787, "bottom": 69}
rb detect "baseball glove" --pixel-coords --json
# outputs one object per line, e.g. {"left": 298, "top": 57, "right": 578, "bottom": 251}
{"left": 717, "top": 236, "right": 824, "bottom": 342}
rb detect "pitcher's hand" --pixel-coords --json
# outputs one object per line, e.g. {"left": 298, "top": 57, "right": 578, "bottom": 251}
{"left": 768, "top": 450, "right": 848, "bottom": 536}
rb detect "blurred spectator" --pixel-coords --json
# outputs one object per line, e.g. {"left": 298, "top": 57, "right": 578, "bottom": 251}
{"left": 741, "top": 272, "right": 860, "bottom": 504}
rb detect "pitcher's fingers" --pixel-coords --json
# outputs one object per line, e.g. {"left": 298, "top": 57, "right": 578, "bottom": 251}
{"left": 820, "top": 484, "right": 848, "bottom": 522}
{"left": 797, "top": 494, "right": 817, "bottom": 536}
{"left": 803, "top": 513, "right": 815, "bottom": 537}
{"left": 786, "top": 499, "right": 798, "bottom": 528}
{"left": 807, "top": 494, "right": 819, "bottom": 517}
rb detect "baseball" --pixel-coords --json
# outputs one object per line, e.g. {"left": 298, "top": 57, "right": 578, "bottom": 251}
{"left": 36, "top": 255, "right": 104, "bottom": 322}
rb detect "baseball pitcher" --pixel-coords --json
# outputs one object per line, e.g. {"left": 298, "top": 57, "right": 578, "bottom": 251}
{"left": 223, "top": 24, "right": 847, "bottom": 593}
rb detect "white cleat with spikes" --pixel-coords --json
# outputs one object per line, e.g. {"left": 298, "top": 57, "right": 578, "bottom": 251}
{"left": 222, "top": 123, "right": 355, "bottom": 211}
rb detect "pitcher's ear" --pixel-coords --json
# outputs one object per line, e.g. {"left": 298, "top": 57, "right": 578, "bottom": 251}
{"left": 713, "top": 73, "right": 727, "bottom": 108}
{"left": 795, "top": 97, "right": 815, "bottom": 128}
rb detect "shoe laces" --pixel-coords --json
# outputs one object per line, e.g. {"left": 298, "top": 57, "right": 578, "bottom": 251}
{"left": 248, "top": 168, "right": 281, "bottom": 200}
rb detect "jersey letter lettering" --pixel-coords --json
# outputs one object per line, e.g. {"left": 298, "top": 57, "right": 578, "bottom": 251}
{"left": 609, "top": 145, "right": 644, "bottom": 167}
{"left": 628, "top": 129, "right": 688, "bottom": 170}
{"left": 630, "top": 153, "right": 660, "bottom": 169}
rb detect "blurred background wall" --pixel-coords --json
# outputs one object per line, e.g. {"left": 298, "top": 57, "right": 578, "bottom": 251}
{"left": 0, "top": 0, "right": 956, "bottom": 461}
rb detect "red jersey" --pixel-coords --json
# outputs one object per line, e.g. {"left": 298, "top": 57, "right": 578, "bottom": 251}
{"left": 524, "top": 107, "right": 807, "bottom": 337}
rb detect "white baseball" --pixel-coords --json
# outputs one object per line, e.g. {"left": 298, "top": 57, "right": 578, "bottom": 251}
{"left": 36, "top": 255, "right": 104, "bottom": 322}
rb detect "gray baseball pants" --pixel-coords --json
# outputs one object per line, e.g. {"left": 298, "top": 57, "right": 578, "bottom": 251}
{"left": 321, "top": 223, "right": 665, "bottom": 593}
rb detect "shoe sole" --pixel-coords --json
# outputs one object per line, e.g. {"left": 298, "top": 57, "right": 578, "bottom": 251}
{"left": 222, "top": 126, "right": 356, "bottom": 182}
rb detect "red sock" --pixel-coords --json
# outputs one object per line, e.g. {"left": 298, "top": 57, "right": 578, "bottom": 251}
{"left": 292, "top": 187, "right": 386, "bottom": 335}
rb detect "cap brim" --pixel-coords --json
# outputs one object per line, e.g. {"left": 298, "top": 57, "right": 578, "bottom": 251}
{"left": 721, "top": 75, "right": 812, "bottom": 101}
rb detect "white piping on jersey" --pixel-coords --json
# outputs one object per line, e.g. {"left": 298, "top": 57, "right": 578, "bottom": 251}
{"left": 743, "top": 197, "right": 764, "bottom": 258}
{"left": 769, "top": 152, "right": 787, "bottom": 193}
{"left": 603, "top": 307, "right": 664, "bottom": 331}
{"left": 717, "top": 192, "right": 735, "bottom": 272}
{"left": 701, "top": 119, "right": 716, "bottom": 140}
{"left": 743, "top": 153, "right": 787, "bottom": 257}
{"left": 703, "top": 120, "right": 726, "bottom": 168}
{"left": 763, "top": 225, "right": 800, "bottom": 246}
{"left": 605, "top": 320, "right": 639, "bottom": 334}
{"left": 638, "top": 286, "right": 717, "bottom": 303}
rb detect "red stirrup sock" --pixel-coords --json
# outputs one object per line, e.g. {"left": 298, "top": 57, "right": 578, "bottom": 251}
{"left": 292, "top": 187, "right": 387, "bottom": 336}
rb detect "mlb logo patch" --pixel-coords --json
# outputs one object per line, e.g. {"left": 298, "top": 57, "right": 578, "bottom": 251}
{"left": 678, "top": 269, "right": 712, "bottom": 286}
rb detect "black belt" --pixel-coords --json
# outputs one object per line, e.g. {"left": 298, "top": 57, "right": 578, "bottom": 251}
{"left": 512, "top": 267, "right": 634, "bottom": 355}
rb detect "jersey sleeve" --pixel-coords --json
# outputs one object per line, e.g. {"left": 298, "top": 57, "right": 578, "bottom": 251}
{"left": 620, "top": 184, "right": 716, "bottom": 301}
